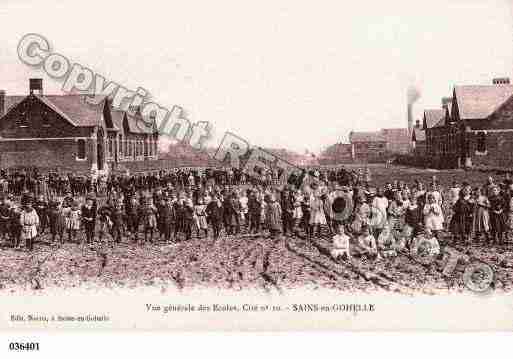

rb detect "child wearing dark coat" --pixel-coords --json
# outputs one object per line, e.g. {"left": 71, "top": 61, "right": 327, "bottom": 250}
{"left": 126, "top": 196, "right": 140, "bottom": 241}
{"left": 110, "top": 201, "right": 125, "bottom": 243}
{"left": 141, "top": 198, "right": 158, "bottom": 243}
{"left": 81, "top": 198, "right": 96, "bottom": 244}
{"left": 48, "top": 200, "right": 66, "bottom": 243}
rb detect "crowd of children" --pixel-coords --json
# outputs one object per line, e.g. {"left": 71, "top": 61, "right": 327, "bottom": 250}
{"left": 0, "top": 169, "right": 512, "bottom": 260}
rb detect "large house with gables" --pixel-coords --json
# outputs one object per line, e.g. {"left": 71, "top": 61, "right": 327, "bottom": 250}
{"left": 419, "top": 78, "right": 513, "bottom": 169}
{"left": 0, "top": 79, "right": 158, "bottom": 175}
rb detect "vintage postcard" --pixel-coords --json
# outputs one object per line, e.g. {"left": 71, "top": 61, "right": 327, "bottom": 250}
{"left": 1, "top": 0, "right": 513, "bottom": 334}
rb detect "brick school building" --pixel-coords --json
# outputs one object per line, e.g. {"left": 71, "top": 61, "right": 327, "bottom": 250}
{"left": 0, "top": 79, "right": 158, "bottom": 175}
{"left": 422, "top": 78, "right": 513, "bottom": 170}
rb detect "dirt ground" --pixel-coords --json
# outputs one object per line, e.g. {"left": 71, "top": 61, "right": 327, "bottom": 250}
{"left": 0, "top": 165, "right": 512, "bottom": 295}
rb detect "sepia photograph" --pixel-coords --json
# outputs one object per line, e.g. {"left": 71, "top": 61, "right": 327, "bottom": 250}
{"left": 1, "top": 1, "right": 513, "bottom": 343}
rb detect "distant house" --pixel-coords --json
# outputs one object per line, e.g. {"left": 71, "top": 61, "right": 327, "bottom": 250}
{"left": 320, "top": 142, "right": 354, "bottom": 164}
{"left": 411, "top": 119, "right": 426, "bottom": 155}
{"left": 381, "top": 128, "right": 411, "bottom": 154}
{"left": 423, "top": 109, "right": 445, "bottom": 156}
{"left": 349, "top": 131, "right": 387, "bottom": 162}
{"left": 322, "top": 127, "right": 411, "bottom": 164}
{"left": 0, "top": 79, "right": 158, "bottom": 174}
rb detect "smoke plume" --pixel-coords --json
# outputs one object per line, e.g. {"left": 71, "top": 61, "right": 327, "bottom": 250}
{"left": 407, "top": 85, "right": 421, "bottom": 131}
{"left": 407, "top": 85, "right": 421, "bottom": 105}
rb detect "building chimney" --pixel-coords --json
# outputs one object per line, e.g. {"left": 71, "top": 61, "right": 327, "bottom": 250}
{"left": 407, "top": 104, "right": 413, "bottom": 131}
{"left": 441, "top": 97, "right": 452, "bottom": 107}
{"left": 0, "top": 90, "right": 5, "bottom": 117}
{"left": 29, "top": 78, "right": 43, "bottom": 95}
{"left": 493, "top": 77, "right": 510, "bottom": 85}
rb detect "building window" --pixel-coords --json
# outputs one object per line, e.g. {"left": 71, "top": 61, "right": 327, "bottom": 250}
{"left": 77, "top": 139, "right": 86, "bottom": 160}
{"left": 119, "top": 134, "right": 123, "bottom": 157}
{"left": 476, "top": 131, "right": 487, "bottom": 154}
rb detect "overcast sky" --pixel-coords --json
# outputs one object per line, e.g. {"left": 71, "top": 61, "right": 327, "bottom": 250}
{"left": 1, "top": 0, "right": 513, "bottom": 153}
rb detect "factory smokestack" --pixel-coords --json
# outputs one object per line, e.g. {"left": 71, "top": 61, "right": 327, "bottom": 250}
{"left": 407, "top": 85, "right": 421, "bottom": 131}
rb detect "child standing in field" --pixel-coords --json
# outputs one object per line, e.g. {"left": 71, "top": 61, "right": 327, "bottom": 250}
{"left": 20, "top": 196, "right": 39, "bottom": 252}
{"left": 489, "top": 186, "right": 506, "bottom": 245}
{"left": 110, "top": 201, "right": 124, "bottom": 244}
{"left": 10, "top": 203, "right": 22, "bottom": 249}
{"left": 423, "top": 193, "right": 444, "bottom": 237}
{"left": 405, "top": 196, "right": 422, "bottom": 235}
{"left": 66, "top": 201, "right": 81, "bottom": 243}
{"left": 126, "top": 196, "right": 141, "bottom": 241}
{"left": 97, "top": 202, "right": 113, "bottom": 243}
{"left": 194, "top": 198, "right": 208, "bottom": 238}
{"left": 473, "top": 187, "right": 490, "bottom": 242}
{"left": 239, "top": 191, "right": 248, "bottom": 230}
{"left": 0, "top": 196, "right": 11, "bottom": 241}
{"left": 450, "top": 187, "right": 475, "bottom": 244}
{"left": 48, "top": 199, "right": 65, "bottom": 243}
{"left": 141, "top": 198, "right": 158, "bottom": 243}
{"left": 505, "top": 196, "right": 513, "bottom": 243}
{"left": 81, "top": 198, "right": 96, "bottom": 244}
{"left": 265, "top": 194, "right": 282, "bottom": 239}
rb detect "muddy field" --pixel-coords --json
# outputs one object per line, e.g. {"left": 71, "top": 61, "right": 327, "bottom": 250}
{"left": 1, "top": 228, "right": 512, "bottom": 295}
{"left": 0, "top": 165, "right": 512, "bottom": 295}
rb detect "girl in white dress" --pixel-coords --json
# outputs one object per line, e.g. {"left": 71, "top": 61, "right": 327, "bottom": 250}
{"left": 423, "top": 194, "right": 444, "bottom": 236}
{"left": 194, "top": 199, "right": 208, "bottom": 238}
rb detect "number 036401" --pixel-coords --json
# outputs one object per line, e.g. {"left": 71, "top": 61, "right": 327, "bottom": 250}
{"left": 9, "top": 342, "right": 40, "bottom": 351}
